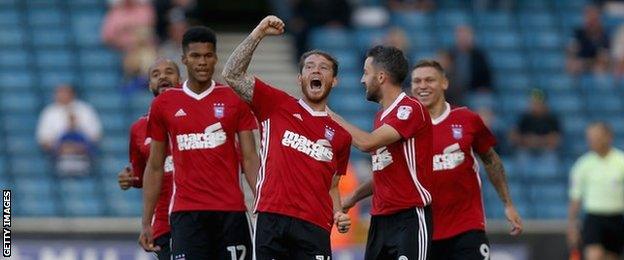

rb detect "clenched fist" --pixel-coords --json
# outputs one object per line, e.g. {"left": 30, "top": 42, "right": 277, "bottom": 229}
{"left": 253, "top": 15, "right": 285, "bottom": 38}
{"left": 334, "top": 211, "right": 351, "bottom": 234}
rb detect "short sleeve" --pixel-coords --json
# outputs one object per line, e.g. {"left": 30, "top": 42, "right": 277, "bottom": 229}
{"left": 251, "top": 77, "right": 291, "bottom": 121}
{"left": 384, "top": 102, "right": 428, "bottom": 139}
{"left": 335, "top": 135, "right": 352, "bottom": 176}
{"left": 471, "top": 113, "right": 497, "bottom": 155}
{"left": 129, "top": 122, "right": 146, "bottom": 188}
{"left": 237, "top": 100, "right": 258, "bottom": 132}
{"left": 147, "top": 98, "right": 167, "bottom": 142}
{"left": 569, "top": 158, "right": 584, "bottom": 200}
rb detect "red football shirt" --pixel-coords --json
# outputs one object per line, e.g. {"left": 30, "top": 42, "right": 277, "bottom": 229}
{"left": 147, "top": 80, "right": 257, "bottom": 213}
{"left": 430, "top": 103, "right": 496, "bottom": 240}
{"left": 251, "top": 78, "right": 352, "bottom": 232}
{"left": 129, "top": 116, "right": 173, "bottom": 239}
{"left": 371, "top": 92, "right": 433, "bottom": 215}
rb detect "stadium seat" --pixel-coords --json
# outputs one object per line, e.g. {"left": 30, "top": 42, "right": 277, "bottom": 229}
{"left": 79, "top": 49, "right": 121, "bottom": 69}
{"left": 517, "top": 0, "right": 549, "bottom": 10}
{"left": 36, "top": 50, "right": 74, "bottom": 68}
{"left": 106, "top": 189, "right": 142, "bottom": 217}
{"left": 9, "top": 157, "right": 49, "bottom": 177}
{"left": 61, "top": 196, "right": 106, "bottom": 216}
{"left": 353, "top": 28, "right": 387, "bottom": 53}
{"left": 308, "top": 27, "right": 352, "bottom": 50}
{"left": 59, "top": 178, "right": 99, "bottom": 195}
{"left": 71, "top": 10, "right": 105, "bottom": 47}
{"left": 98, "top": 155, "right": 128, "bottom": 177}
{"left": 33, "top": 28, "right": 71, "bottom": 48}
{"left": 0, "top": 9, "right": 20, "bottom": 27}
{"left": 0, "top": 91, "right": 39, "bottom": 113}
{"left": 0, "top": 70, "right": 35, "bottom": 90}
{"left": 2, "top": 113, "right": 38, "bottom": 134}
{"left": 5, "top": 134, "right": 39, "bottom": 156}
{"left": 436, "top": 10, "right": 471, "bottom": 28}
{"left": 391, "top": 11, "right": 432, "bottom": 31}
{"left": 81, "top": 71, "right": 122, "bottom": 91}
{"left": 100, "top": 136, "right": 128, "bottom": 155}
{"left": 580, "top": 74, "right": 616, "bottom": 90}
{"left": 0, "top": 28, "right": 26, "bottom": 47}
{"left": 407, "top": 31, "right": 437, "bottom": 50}
{"left": 129, "top": 92, "right": 153, "bottom": 113}
{"left": 332, "top": 50, "right": 360, "bottom": 72}
{"left": 547, "top": 91, "right": 583, "bottom": 114}
{"left": 0, "top": 49, "right": 31, "bottom": 68}
{"left": 586, "top": 94, "right": 622, "bottom": 113}
{"left": 67, "top": 0, "right": 106, "bottom": 8}
{"left": 524, "top": 31, "right": 564, "bottom": 50}
{"left": 499, "top": 90, "right": 529, "bottom": 113}
{"left": 489, "top": 51, "right": 526, "bottom": 72}
{"left": 479, "top": 31, "right": 521, "bottom": 50}
{"left": 14, "top": 177, "right": 54, "bottom": 197}
{"left": 336, "top": 71, "right": 362, "bottom": 91}
{"left": 536, "top": 73, "right": 575, "bottom": 91}
{"left": 27, "top": 8, "right": 65, "bottom": 28}
{"left": 474, "top": 12, "right": 514, "bottom": 30}
{"left": 518, "top": 11, "right": 556, "bottom": 29}
{"left": 84, "top": 90, "right": 124, "bottom": 112}
{"left": 16, "top": 195, "right": 58, "bottom": 216}
{"left": 40, "top": 70, "right": 78, "bottom": 91}
{"left": 494, "top": 72, "right": 530, "bottom": 91}
{"left": 530, "top": 52, "right": 565, "bottom": 72}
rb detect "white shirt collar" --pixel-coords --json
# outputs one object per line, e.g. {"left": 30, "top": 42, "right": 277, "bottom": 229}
{"left": 298, "top": 99, "right": 328, "bottom": 117}
{"left": 182, "top": 80, "right": 215, "bottom": 100}
{"left": 431, "top": 102, "right": 451, "bottom": 125}
{"left": 380, "top": 92, "right": 406, "bottom": 120}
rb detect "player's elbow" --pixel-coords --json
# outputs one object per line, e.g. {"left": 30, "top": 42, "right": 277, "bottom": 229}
{"left": 356, "top": 141, "right": 377, "bottom": 153}
{"left": 221, "top": 69, "right": 238, "bottom": 86}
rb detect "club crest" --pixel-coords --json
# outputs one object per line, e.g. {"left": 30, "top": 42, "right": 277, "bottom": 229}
{"left": 325, "top": 126, "right": 335, "bottom": 141}
{"left": 451, "top": 124, "right": 463, "bottom": 140}
{"left": 213, "top": 103, "right": 225, "bottom": 119}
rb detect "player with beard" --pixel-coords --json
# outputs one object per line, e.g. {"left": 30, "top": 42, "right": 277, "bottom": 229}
{"left": 222, "top": 16, "right": 352, "bottom": 260}
{"left": 412, "top": 60, "right": 522, "bottom": 259}
{"left": 331, "top": 46, "right": 434, "bottom": 260}
{"left": 139, "top": 27, "right": 260, "bottom": 259}
{"left": 117, "top": 58, "right": 180, "bottom": 260}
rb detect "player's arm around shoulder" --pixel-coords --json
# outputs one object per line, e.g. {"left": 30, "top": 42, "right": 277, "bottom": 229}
{"left": 222, "top": 15, "right": 285, "bottom": 103}
{"left": 328, "top": 110, "right": 401, "bottom": 153}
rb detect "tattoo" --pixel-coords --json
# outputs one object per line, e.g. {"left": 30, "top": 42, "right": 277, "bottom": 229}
{"left": 481, "top": 148, "right": 512, "bottom": 205}
{"left": 222, "top": 33, "right": 263, "bottom": 102}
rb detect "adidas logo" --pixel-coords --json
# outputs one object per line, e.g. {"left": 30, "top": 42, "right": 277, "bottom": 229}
{"left": 292, "top": 113, "right": 302, "bottom": 121}
{"left": 175, "top": 109, "right": 187, "bottom": 117}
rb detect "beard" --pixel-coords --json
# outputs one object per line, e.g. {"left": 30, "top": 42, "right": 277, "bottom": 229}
{"left": 365, "top": 81, "right": 381, "bottom": 103}
{"left": 301, "top": 83, "right": 332, "bottom": 103}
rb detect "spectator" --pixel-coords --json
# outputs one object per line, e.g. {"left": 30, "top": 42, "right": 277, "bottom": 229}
{"left": 36, "top": 84, "right": 102, "bottom": 153}
{"left": 567, "top": 122, "right": 624, "bottom": 260}
{"left": 477, "top": 106, "right": 510, "bottom": 155}
{"left": 121, "top": 26, "right": 158, "bottom": 94}
{"left": 158, "top": 11, "right": 188, "bottom": 79}
{"left": 289, "top": 0, "right": 351, "bottom": 58}
{"left": 510, "top": 89, "right": 561, "bottom": 153}
{"left": 54, "top": 113, "right": 95, "bottom": 177}
{"left": 153, "top": 0, "right": 196, "bottom": 42}
{"left": 101, "top": 0, "right": 156, "bottom": 52}
{"left": 610, "top": 24, "right": 624, "bottom": 77}
{"left": 447, "top": 25, "right": 493, "bottom": 105}
{"left": 567, "top": 5, "right": 610, "bottom": 74}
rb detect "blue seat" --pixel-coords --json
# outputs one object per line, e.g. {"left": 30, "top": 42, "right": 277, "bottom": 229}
{"left": 25, "top": 0, "right": 62, "bottom": 8}
{"left": 0, "top": 28, "right": 25, "bottom": 47}
{"left": 59, "top": 178, "right": 98, "bottom": 195}
{"left": 475, "top": 12, "right": 514, "bottom": 30}
{"left": 40, "top": 70, "right": 77, "bottom": 90}
{"left": 34, "top": 28, "right": 71, "bottom": 47}
{"left": 332, "top": 50, "right": 359, "bottom": 72}
{"left": 517, "top": 0, "right": 549, "bottom": 10}
{"left": 130, "top": 92, "right": 154, "bottom": 112}
{"left": 98, "top": 155, "right": 129, "bottom": 177}
{"left": 353, "top": 28, "right": 387, "bottom": 53}
{"left": 524, "top": 31, "right": 563, "bottom": 49}
{"left": 586, "top": 92, "right": 622, "bottom": 113}
{"left": 494, "top": 72, "right": 530, "bottom": 91}
{"left": 580, "top": 74, "right": 616, "bottom": 90}
{"left": 101, "top": 136, "right": 128, "bottom": 154}
{"left": 68, "top": 0, "right": 106, "bottom": 8}
{"left": 518, "top": 11, "right": 556, "bottom": 28}
{"left": 79, "top": 49, "right": 121, "bottom": 69}
{"left": 84, "top": 90, "right": 124, "bottom": 111}
{"left": 500, "top": 91, "right": 529, "bottom": 113}
{"left": 407, "top": 31, "right": 437, "bottom": 49}
{"left": 14, "top": 177, "right": 54, "bottom": 197}
{"left": 0, "top": 9, "right": 20, "bottom": 26}
{"left": 336, "top": 71, "right": 362, "bottom": 91}
{"left": 5, "top": 134, "right": 39, "bottom": 156}
{"left": 62, "top": 196, "right": 105, "bottom": 216}
{"left": 391, "top": 11, "right": 432, "bottom": 30}
{"left": 480, "top": 31, "right": 521, "bottom": 50}
{"left": 552, "top": 0, "right": 587, "bottom": 9}
{"left": 36, "top": 50, "right": 74, "bottom": 68}
{"left": 107, "top": 189, "right": 142, "bottom": 216}
{"left": 71, "top": 10, "right": 104, "bottom": 47}
{"left": 0, "top": 70, "right": 35, "bottom": 90}
{"left": 101, "top": 113, "right": 129, "bottom": 132}
{"left": 436, "top": 10, "right": 471, "bottom": 28}
{"left": 558, "top": 11, "right": 583, "bottom": 31}
{"left": 547, "top": 91, "right": 583, "bottom": 114}
{"left": 0, "top": 91, "right": 39, "bottom": 112}
{"left": 0, "top": 157, "right": 6, "bottom": 177}
{"left": 309, "top": 27, "right": 352, "bottom": 50}
{"left": 489, "top": 51, "right": 526, "bottom": 71}
{"left": 9, "top": 157, "right": 49, "bottom": 176}
{"left": 81, "top": 71, "right": 122, "bottom": 90}
{"left": 28, "top": 8, "right": 65, "bottom": 28}
{"left": 0, "top": 49, "right": 31, "bottom": 68}
{"left": 3, "top": 113, "right": 38, "bottom": 133}
{"left": 535, "top": 203, "right": 568, "bottom": 219}
{"left": 562, "top": 115, "right": 589, "bottom": 137}
{"left": 16, "top": 196, "right": 58, "bottom": 216}
{"left": 536, "top": 74, "right": 575, "bottom": 91}
{"left": 530, "top": 52, "right": 565, "bottom": 71}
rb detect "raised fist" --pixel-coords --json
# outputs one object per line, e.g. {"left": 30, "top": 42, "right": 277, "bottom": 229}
{"left": 254, "top": 15, "right": 285, "bottom": 37}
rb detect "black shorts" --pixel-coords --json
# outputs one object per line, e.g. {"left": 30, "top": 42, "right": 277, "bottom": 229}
{"left": 254, "top": 212, "right": 331, "bottom": 260}
{"left": 365, "top": 206, "right": 433, "bottom": 260}
{"left": 153, "top": 232, "right": 171, "bottom": 260}
{"left": 582, "top": 213, "right": 624, "bottom": 254}
{"left": 431, "top": 230, "right": 490, "bottom": 260}
{"left": 170, "top": 211, "right": 252, "bottom": 260}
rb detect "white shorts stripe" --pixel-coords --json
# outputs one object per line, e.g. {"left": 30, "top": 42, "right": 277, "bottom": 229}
{"left": 416, "top": 207, "right": 428, "bottom": 260}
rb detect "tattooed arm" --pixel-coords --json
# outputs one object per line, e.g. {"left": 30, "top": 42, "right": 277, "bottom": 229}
{"left": 479, "top": 148, "right": 523, "bottom": 235}
{"left": 222, "top": 16, "right": 285, "bottom": 102}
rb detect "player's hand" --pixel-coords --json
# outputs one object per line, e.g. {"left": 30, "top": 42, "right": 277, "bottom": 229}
{"left": 139, "top": 225, "right": 161, "bottom": 252}
{"left": 334, "top": 211, "right": 351, "bottom": 233}
{"left": 341, "top": 195, "right": 356, "bottom": 213}
{"left": 504, "top": 204, "right": 523, "bottom": 236}
{"left": 253, "top": 15, "right": 285, "bottom": 38}
{"left": 118, "top": 166, "right": 138, "bottom": 190}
